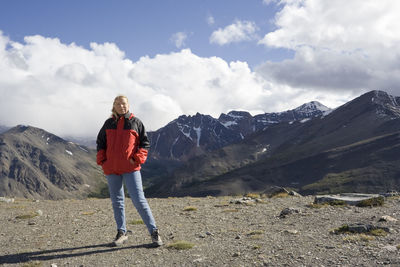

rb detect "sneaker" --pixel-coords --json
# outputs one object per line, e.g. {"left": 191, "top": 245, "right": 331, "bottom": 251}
{"left": 151, "top": 229, "right": 163, "bottom": 247}
{"left": 112, "top": 229, "right": 128, "bottom": 247}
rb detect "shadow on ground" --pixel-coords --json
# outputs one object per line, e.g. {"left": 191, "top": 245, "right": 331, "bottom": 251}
{"left": 0, "top": 242, "right": 155, "bottom": 264}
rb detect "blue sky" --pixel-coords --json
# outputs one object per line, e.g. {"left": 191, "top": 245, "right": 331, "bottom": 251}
{"left": 0, "top": 0, "right": 399, "bottom": 137}
{"left": 0, "top": 0, "right": 290, "bottom": 66}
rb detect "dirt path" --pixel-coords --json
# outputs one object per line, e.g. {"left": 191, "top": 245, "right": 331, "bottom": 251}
{"left": 1, "top": 195, "right": 400, "bottom": 266}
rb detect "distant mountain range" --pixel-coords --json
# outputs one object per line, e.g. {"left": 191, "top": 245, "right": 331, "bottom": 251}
{"left": 147, "top": 101, "right": 331, "bottom": 161}
{"left": 1, "top": 90, "right": 399, "bottom": 199}
{"left": 145, "top": 90, "right": 400, "bottom": 197}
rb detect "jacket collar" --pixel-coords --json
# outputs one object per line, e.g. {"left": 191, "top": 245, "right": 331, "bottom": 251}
{"left": 113, "top": 112, "right": 134, "bottom": 120}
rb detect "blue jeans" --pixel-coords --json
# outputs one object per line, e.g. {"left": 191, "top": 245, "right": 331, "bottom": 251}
{"left": 106, "top": 171, "right": 157, "bottom": 235}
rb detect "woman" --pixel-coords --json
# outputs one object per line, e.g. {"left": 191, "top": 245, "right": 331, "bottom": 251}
{"left": 96, "top": 95, "right": 162, "bottom": 247}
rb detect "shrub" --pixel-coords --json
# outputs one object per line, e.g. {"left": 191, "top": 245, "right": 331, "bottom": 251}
{"left": 166, "top": 241, "right": 195, "bottom": 250}
{"left": 15, "top": 212, "right": 38, "bottom": 220}
{"left": 183, "top": 206, "right": 197, "bottom": 211}
{"left": 356, "top": 197, "right": 384, "bottom": 207}
{"left": 369, "top": 229, "right": 388, "bottom": 236}
{"left": 130, "top": 219, "right": 144, "bottom": 225}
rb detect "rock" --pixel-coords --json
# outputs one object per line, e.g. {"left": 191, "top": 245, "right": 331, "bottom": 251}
{"left": 314, "top": 193, "right": 383, "bottom": 206}
{"left": 279, "top": 207, "right": 300, "bottom": 218}
{"left": 378, "top": 215, "right": 398, "bottom": 222}
{"left": 380, "top": 191, "right": 399, "bottom": 197}
{"left": 382, "top": 245, "right": 397, "bottom": 252}
{"left": 0, "top": 197, "right": 14, "bottom": 203}
{"left": 230, "top": 197, "right": 257, "bottom": 205}
{"left": 289, "top": 191, "right": 302, "bottom": 197}
{"left": 283, "top": 229, "right": 299, "bottom": 235}
{"left": 346, "top": 223, "right": 390, "bottom": 234}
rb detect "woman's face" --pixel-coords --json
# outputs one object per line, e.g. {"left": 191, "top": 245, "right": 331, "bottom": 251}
{"left": 114, "top": 97, "right": 129, "bottom": 115}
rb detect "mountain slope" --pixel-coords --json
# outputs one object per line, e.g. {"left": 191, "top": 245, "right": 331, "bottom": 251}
{"left": 146, "top": 90, "right": 400, "bottom": 197}
{"left": 0, "top": 125, "right": 104, "bottom": 199}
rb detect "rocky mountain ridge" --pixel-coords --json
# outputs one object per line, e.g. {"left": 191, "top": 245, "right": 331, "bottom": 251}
{"left": 145, "top": 90, "right": 400, "bottom": 197}
{"left": 147, "top": 101, "right": 331, "bottom": 161}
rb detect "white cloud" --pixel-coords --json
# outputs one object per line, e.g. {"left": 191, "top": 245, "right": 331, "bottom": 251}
{"left": 170, "top": 32, "right": 188, "bottom": 48}
{"left": 210, "top": 20, "right": 258, "bottom": 45}
{"left": 2, "top": 31, "right": 302, "bottom": 138}
{"left": 1, "top": 21, "right": 375, "bottom": 140}
{"left": 257, "top": 0, "right": 400, "bottom": 96}
{"left": 206, "top": 14, "right": 215, "bottom": 26}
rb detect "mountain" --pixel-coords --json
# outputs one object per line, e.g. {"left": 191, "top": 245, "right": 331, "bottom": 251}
{"left": 147, "top": 101, "right": 330, "bottom": 161}
{"left": 143, "top": 101, "right": 330, "bottom": 187}
{"left": 145, "top": 90, "right": 400, "bottom": 197}
{"left": 0, "top": 125, "right": 104, "bottom": 199}
{"left": 0, "top": 125, "right": 10, "bottom": 134}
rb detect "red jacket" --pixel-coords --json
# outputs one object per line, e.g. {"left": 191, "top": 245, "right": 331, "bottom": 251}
{"left": 96, "top": 112, "right": 150, "bottom": 175}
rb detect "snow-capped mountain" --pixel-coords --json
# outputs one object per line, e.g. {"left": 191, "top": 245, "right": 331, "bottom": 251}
{"left": 147, "top": 101, "right": 331, "bottom": 161}
{"left": 145, "top": 90, "right": 400, "bottom": 197}
{"left": 148, "top": 113, "right": 242, "bottom": 160}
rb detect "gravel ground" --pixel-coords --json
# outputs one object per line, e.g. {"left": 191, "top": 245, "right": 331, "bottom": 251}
{"left": 1, "top": 195, "right": 400, "bottom": 266}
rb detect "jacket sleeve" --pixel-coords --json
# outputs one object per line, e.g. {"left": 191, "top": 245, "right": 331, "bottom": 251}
{"left": 133, "top": 120, "right": 150, "bottom": 164}
{"left": 96, "top": 122, "right": 107, "bottom": 165}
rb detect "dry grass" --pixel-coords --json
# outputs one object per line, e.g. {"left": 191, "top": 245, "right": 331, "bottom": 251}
{"left": 81, "top": 211, "right": 96, "bottom": 215}
{"left": 270, "top": 192, "right": 289, "bottom": 198}
{"left": 343, "top": 234, "right": 375, "bottom": 243}
{"left": 222, "top": 208, "right": 240, "bottom": 213}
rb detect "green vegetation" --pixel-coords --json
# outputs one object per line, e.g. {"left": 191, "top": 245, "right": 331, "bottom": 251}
{"left": 331, "top": 224, "right": 350, "bottom": 234}
{"left": 87, "top": 181, "right": 109, "bottom": 198}
{"left": 15, "top": 212, "right": 39, "bottom": 220}
{"left": 369, "top": 229, "right": 388, "bottom": 236}
{"left": 130, "top": 219, "right": 144, "bottom": 225}
{"left": 166, "top": 241, "right": 195, "bottom": 250}
{"left": 331, "top": 224, "right": 388, "bottom": 237}
{"left": 356, "top": 197, "right": 384, "bottom": 207}
{"left": 183, "top": 206, "right": 197, "bottom": 211}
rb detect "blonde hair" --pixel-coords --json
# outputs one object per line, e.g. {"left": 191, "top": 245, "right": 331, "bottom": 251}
{"left": 111, "top": 95, "right": 129, "bottom": 119}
